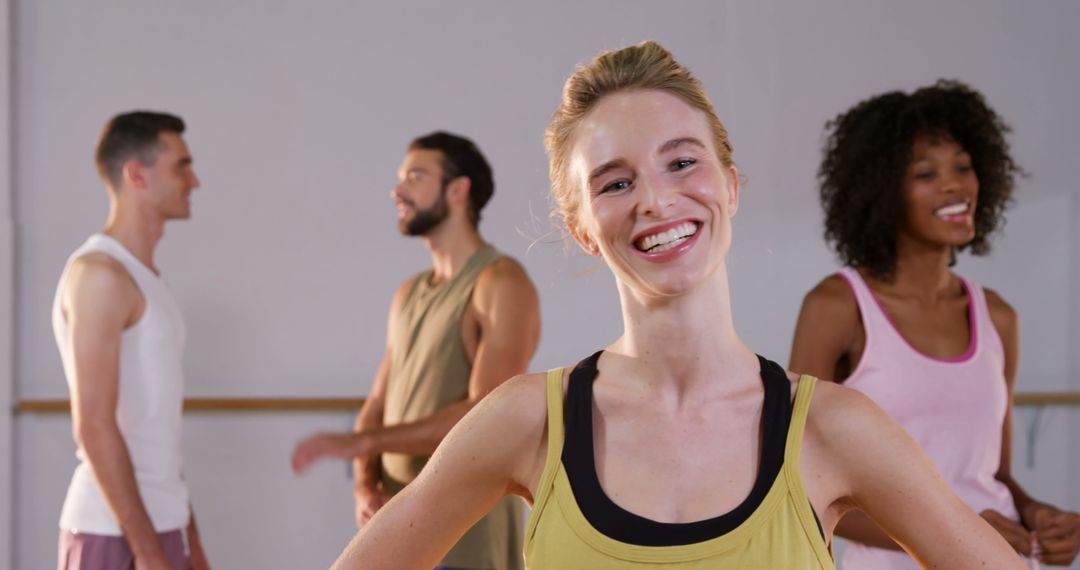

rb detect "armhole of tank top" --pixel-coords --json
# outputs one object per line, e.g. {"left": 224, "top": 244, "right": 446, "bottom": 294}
{"left": 783, "top": 375, "right": 834, "bottom": 566}
{"left": 402, "top": 271, "right": 429, "bottom": 305}
{"left": 835, "top": 269, "right": 875, "bottom": 381}
{"left": 452, "top": 252, "right": 504, "bottom": 324}
{"left": 964, "top": 278, "right": 1000, "bottom": 358}
{"left": 65, "top": 248, "right": 150, "bottom": 331}
{"left": 525, "top": 367, "right": 566, "bottom": 542}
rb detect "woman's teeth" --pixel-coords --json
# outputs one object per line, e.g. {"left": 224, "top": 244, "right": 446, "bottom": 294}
{"left": 636, "top": 222, "right": 698, "bottom": 252}
{"left": 935, "top": 202, "right": 968, "bottom": 217}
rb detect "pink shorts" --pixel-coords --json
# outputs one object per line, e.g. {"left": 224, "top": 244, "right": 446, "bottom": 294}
{"left": 58, "top": 528, "right": 188, "bottom": 570}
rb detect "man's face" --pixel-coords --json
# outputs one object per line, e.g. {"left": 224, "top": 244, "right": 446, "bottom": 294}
{"left": 392, "top": 149, "right": 450, "bottom": 236}
{"left": 144, "top": 132, "right": 200, "bottom": 220}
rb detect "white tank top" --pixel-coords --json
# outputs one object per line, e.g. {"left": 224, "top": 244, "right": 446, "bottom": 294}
{"left": 52, "top": 234, "right": 190, "bottom": 534}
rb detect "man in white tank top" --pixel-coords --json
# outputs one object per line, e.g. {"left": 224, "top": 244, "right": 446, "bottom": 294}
{"left": 51, "top": 111, "right": 209, "bottom": 570}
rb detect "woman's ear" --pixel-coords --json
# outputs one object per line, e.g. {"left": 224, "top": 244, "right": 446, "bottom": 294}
{"left": 726, "top": 164, "right": 741, "bottom": 217}
{"left": 568, "top": 222, "right": 601, "bottom": 256}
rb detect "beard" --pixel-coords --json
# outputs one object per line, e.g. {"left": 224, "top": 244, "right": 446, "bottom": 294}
{"left": 398, "top": 187, "right": 450, "bottom": 236}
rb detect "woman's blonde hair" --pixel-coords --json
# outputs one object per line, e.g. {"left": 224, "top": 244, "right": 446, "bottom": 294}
{"left": 544, "top": 40, "right": 734, "bottom": 230}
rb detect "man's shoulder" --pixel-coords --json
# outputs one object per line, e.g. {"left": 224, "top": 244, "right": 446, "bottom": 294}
{"left": 70, "top": 250, "right": 127, "bottom": 274}
{"left": 389, "top": 271, "right": 429, "bottom": 306}
{"left": 472, "top": 255, "right": 537, "bottom": 311}
{"left": 65, "top": 252, "right": 138, "bottom": 299}
{"left": 475, "top": 255, "right": 533, "bottom": 291}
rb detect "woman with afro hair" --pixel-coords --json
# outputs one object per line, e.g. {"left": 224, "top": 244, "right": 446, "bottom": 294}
{"left": 791, "top": 80, "right": 1080, "bottom": 568}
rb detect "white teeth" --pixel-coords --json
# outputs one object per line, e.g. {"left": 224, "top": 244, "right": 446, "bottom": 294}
{"left": 935, "top": 202, "right": 968, "bottom": 217}
{"left": 636, "top": 222, "right": 698, "bottom": 252}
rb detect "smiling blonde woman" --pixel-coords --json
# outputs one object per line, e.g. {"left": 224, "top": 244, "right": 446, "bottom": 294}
{"left": 328, "top": 41, "right": 1026, "bottom": 570}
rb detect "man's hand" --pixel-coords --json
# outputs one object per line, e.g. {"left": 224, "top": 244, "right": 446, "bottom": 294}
{"left": 132, "top": 552, "right": 173, "bottom": 570}
{"left": 1024, "top": 503, "right": 1080, "bottom": 566}
{"left": 188, "top": 533, "right": 211, "bottom": 570}
{"left": 292, "top": 432, "right": 370, "bottom": 474}
{"left": 354, "top": 484, "right": 391, "bottom": 529}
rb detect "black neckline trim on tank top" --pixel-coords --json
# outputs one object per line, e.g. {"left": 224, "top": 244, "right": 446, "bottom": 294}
{"left": 560, "top": 351, "right": 812, "bottom": 547}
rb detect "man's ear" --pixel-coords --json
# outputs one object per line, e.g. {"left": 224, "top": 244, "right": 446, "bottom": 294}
{"left": 122, "top": 159, "right": 148, "bottom": 191}
{"left": 568, "top": 221, "right": 601, "bottom": 256}
{"left": 446, "top": 175, "right": 471, "bottom": 208}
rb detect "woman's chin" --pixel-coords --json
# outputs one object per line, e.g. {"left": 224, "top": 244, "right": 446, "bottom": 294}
{"left": 633, "top": 271, "right": 710, "bottom": 301}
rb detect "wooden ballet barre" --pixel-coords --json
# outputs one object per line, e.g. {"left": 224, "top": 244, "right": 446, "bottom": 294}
{"left": 13, "top": 397, "right": 366, "bottom": 414}
{"left": 12, "top": 393, "right": 1080, "bottom": 414}
{"left": 1013, "top": 392, "right": 1080, "bottom": 406}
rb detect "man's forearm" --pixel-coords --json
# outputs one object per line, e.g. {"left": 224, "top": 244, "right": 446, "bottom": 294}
{"left": 354, "top": 449, "right": 382, "bottom": 494}
{"left": 80, "top": 422, "right": 165, "bottom": 559}
{"left": 353, "top": 400, "right": 385, "bottom": 492}
{"left": 362, "top": 398, "right": 476, "bottom": 457}
{"left": 186, "top": 506, "right": 210, "bottom": 568}
{"left": 186, "top": 506, "right": 201, "bottom": 544}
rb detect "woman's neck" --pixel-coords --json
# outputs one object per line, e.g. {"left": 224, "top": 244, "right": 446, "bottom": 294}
{"left": 874, "top": 237, "right": 957, "bottom": 302}
{"left": 610, "top": 263, "right": 757, "bottom": 398}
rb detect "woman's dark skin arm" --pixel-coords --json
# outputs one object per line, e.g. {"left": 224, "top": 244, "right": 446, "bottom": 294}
{"left": 985, "top": 289, "right": 1080, "bottom": 565}
{"left": 790, "top": 274, "right": 903, "bottom": 550}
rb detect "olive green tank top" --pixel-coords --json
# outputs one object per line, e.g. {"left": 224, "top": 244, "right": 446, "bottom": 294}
{"left": 382, "top": 243, "right": 524, "bottom": 570}
{"left": 524, "top": 366, "right": 833, "bottom": 569}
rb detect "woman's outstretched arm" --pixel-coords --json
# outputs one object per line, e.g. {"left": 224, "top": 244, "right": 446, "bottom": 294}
{"left": 330, "top": 373, "right": 549, "bottom": 570}
{"left": 809, "top": 381, "right": 1028, "bottom": 569}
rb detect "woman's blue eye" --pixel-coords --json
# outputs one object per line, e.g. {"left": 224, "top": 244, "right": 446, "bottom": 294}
{"left": 671, "top": 159, "right": 696, "bottom": 171}
{"left": 602, "top": 180, "right": 631, "bottom": 193}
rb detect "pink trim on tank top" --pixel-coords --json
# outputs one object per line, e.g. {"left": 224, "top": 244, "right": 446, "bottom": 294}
{"left": 838, "top": 271, "right": 978, "bottom": 364}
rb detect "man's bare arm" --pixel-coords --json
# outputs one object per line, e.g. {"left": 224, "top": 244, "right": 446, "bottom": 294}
{"left": 360, "top": 258, "right": 539, "bottom": 456}
{"left": 293, "top": 258, "right": 540, "bottom": 470}
{"left": 353, "top": 350, "right": 389, "bottom": 493}
{"left": 186, "top": 506, "right": 210, "bottom": 570}
{"left": 65, "top": 255, "right": 171, "bottom": 566}
{"left": 351, "top": 276, "right": 419, "bottom": 492}
{"left": 331, "top": 373, "right": 549, "bottom": 570}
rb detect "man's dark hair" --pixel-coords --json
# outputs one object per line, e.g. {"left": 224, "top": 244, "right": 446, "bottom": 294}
{"left": 409, "top": 131, "right": 494, "bottom": 226}
{"left": 818, "top": 80, "right": 1022, "bottom": 279}
{"left": 96, "top": 111, "right": 186, "bottom": 188}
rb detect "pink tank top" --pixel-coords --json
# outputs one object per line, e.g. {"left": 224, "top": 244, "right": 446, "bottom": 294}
{"left": 836, "top": 267, "right": 1027, "bottom": 569}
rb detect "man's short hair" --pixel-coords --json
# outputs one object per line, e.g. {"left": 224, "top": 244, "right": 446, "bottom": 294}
{"left": 409, "top": 131, "right": 494, "bottom": 226}
{"left": 95, "top": 111, "right": 186, "bottom": 188}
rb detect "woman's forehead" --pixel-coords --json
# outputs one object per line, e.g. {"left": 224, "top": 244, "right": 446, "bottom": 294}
{"left": 570, "top": 90, "right": 714, "bottom": 170}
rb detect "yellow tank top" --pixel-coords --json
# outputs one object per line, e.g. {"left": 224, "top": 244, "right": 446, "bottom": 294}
{"left": 524, "top": 367, "right": 833, "bottom": 569}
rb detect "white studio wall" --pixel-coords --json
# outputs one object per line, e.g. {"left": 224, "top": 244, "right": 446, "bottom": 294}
{"left": 8, "top": 1, "right": 1080, "bottom": 568}
{"left": 1, "top": 0, "right": 15, "bottom": 565}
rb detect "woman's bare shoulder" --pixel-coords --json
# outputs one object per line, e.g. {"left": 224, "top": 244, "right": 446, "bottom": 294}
{"left": 475, "top": 371, "right": 551, "bottom": 426}
{"left": 800, "top": 273, "right": 859, "bottom": 318}
{"left": 800, "top": 378, "right": 908, "bottom": 465}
